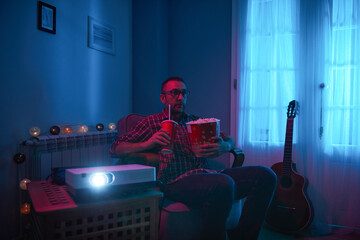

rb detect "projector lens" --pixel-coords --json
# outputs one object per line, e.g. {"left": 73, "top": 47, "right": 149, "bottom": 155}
{"left": 89, "top": 172, "right": 114, "bottom": 187}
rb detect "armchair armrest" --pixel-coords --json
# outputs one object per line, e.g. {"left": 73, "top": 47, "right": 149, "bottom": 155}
{"left": 230, "top": 148, "right": 245, "bottom": 168}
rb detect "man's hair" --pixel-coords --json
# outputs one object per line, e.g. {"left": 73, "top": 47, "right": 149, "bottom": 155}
{"left": 161, "top": 77, "right": 186, "bottom": 93}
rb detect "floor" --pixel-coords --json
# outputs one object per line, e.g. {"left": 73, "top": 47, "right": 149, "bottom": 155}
{"left": 258, "top": 224, "right": 360, "bottom": 240}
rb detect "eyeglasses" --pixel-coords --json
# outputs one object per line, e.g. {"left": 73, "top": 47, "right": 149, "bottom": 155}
{"left": 162, "top": 89, "right": 190, "bottom": 98}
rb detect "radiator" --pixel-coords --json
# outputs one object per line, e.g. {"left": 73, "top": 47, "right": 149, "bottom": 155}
{"left": 15, "top": 130, "right": 117, "bottom": 237}
{"left": 19, "top": 130, "right": 117, "bottom": 181}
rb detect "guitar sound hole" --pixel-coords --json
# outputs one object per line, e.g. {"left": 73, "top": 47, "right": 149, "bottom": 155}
{"left": 280, "top": 176, "right": 292, "bottom": 188}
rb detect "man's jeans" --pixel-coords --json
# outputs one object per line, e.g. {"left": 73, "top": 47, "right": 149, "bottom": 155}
{"left": 163, "top": 166, "right": 277, "bottom": 240}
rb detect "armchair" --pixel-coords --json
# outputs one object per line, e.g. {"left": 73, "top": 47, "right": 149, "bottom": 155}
{"left": 115, "top": 113, "right": 245, "bottom": 240}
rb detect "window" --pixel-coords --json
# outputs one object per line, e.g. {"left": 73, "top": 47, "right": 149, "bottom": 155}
{"left": 324, "top": 0, "right": 360, "bottom": 147}
{"left": 245, "top": 0, "right": 299, "bottom": 144}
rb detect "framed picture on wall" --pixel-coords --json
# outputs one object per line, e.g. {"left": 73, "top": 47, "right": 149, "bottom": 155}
{"left": 88, "top": 16, "right": 116, "bottom": 55}
{"left": 37, "top": 1, "right": 56, "bottom": 34}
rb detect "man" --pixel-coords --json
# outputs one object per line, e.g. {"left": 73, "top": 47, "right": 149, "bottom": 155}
{"left": 110, "top": 77, "right": 277, "bottom": 240}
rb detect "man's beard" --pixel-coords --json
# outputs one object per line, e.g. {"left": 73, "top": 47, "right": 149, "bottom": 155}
{"left": 173, "top": 103, "right": 185, "bottom": 113}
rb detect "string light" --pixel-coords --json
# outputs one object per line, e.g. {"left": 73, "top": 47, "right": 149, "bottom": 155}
{"left": 20, "top": 179, "right": 31, "bottom": 190}
{"left": 77, "top": 125, "right": 89, "bottom": 133}
{"left": 29, "top": 127, "right": 41, "bottom": 137}
{"left": 20, "top": 203, "right": 31, "bottom": 215}
{"left": 13, "top": 153, "right": 26, "bottom": 164}
{"left": 32, "top": 121, "right": 115, "bottom": 136}
{"left": 108, "top": 123, "right": 116, "bottom": 131}
{"left": 50, "top": 125, "right": 60, "bottom": 135}
{"left": 96, "top": 123, "right": 104, "bottom": 131}
{"left": 62, "top": 126, "right": 73, "bottom": 134}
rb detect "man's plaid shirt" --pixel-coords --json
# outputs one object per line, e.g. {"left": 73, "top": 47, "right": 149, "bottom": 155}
{"left": 110, "top": 109, "right": 220, "bottom": 184}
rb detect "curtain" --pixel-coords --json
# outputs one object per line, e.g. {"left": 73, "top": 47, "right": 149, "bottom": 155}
{"left": 237, "top": 0, "right": 299, "bottom": 166}
{"left": 235, "top": 0, "right": 360, "bottom": 233}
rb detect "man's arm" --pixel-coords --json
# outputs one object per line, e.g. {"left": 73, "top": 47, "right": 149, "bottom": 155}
{"left": 222, "top": 135, "right": 236, "bottom": 152}
{"left": 110, "top": 129, "right": 171, "bottom": 158}
{"left": 197, "top": 135, "right": 235, "bottom": 158}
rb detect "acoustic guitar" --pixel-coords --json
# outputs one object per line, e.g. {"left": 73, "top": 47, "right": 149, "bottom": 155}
{"left": 266, "top": 100, "right": 312, "bottom": 232}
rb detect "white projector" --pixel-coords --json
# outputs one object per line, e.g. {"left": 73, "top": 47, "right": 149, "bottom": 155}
{"left": 65, "top": 164, "right": 156, "bottom": 200}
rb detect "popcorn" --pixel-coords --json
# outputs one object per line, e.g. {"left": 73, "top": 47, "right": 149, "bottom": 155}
{"left": 187, "top": 118, "right": 220, "bottom": 124}
{"left": 186, "top": 118, "right": 221, "bottom": 157}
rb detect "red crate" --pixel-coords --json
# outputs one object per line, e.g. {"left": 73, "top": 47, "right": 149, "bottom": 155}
{"left": 28, "top": 181, "right": 162, "bottom": 240}
{"left": 27, "top": 181, "right": 77, "bottom": 212}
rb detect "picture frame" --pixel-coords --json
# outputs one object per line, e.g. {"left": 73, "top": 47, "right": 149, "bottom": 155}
{"left": 88, "top": 16, "right": 116, "bottom": 55}
{"left": 37, "top": 1, "right": 56, "bottom": 34}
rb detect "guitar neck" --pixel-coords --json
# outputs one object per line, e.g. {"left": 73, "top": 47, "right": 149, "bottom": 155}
{"left": 282, "top": 118, "right": 294, "bottom": 176}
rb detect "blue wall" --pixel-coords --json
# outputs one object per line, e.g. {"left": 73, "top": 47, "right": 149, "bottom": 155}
{"left": 167, "top": 0, "right": 232, "bottom": 130}
{"left": 132, "top": 0, "right": 232, "bottom": 169}
{"left": 0, "top": 0, "right": 132, "bottom": 238}
{"left": 132, "top": 0, "right": 232, "bottom": 135}
{"left": 132, "top": 0, "right": 169, "bottom": 115}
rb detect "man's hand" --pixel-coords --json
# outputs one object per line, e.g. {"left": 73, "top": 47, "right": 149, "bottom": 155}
{"left": 145, "top": 129, "right": 171, "bottom": 149}
{"left": 197, "top": 136, "right": 232, "bottom": 158}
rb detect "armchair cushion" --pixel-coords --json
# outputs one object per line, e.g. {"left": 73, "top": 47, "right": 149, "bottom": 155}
{"left": 117, "top": 113, "right": 147, "bottom": 137}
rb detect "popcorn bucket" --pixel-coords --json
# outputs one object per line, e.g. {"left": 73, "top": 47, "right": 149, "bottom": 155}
{"left": 186, "top": 118, "right": 220, "bottom": 157}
